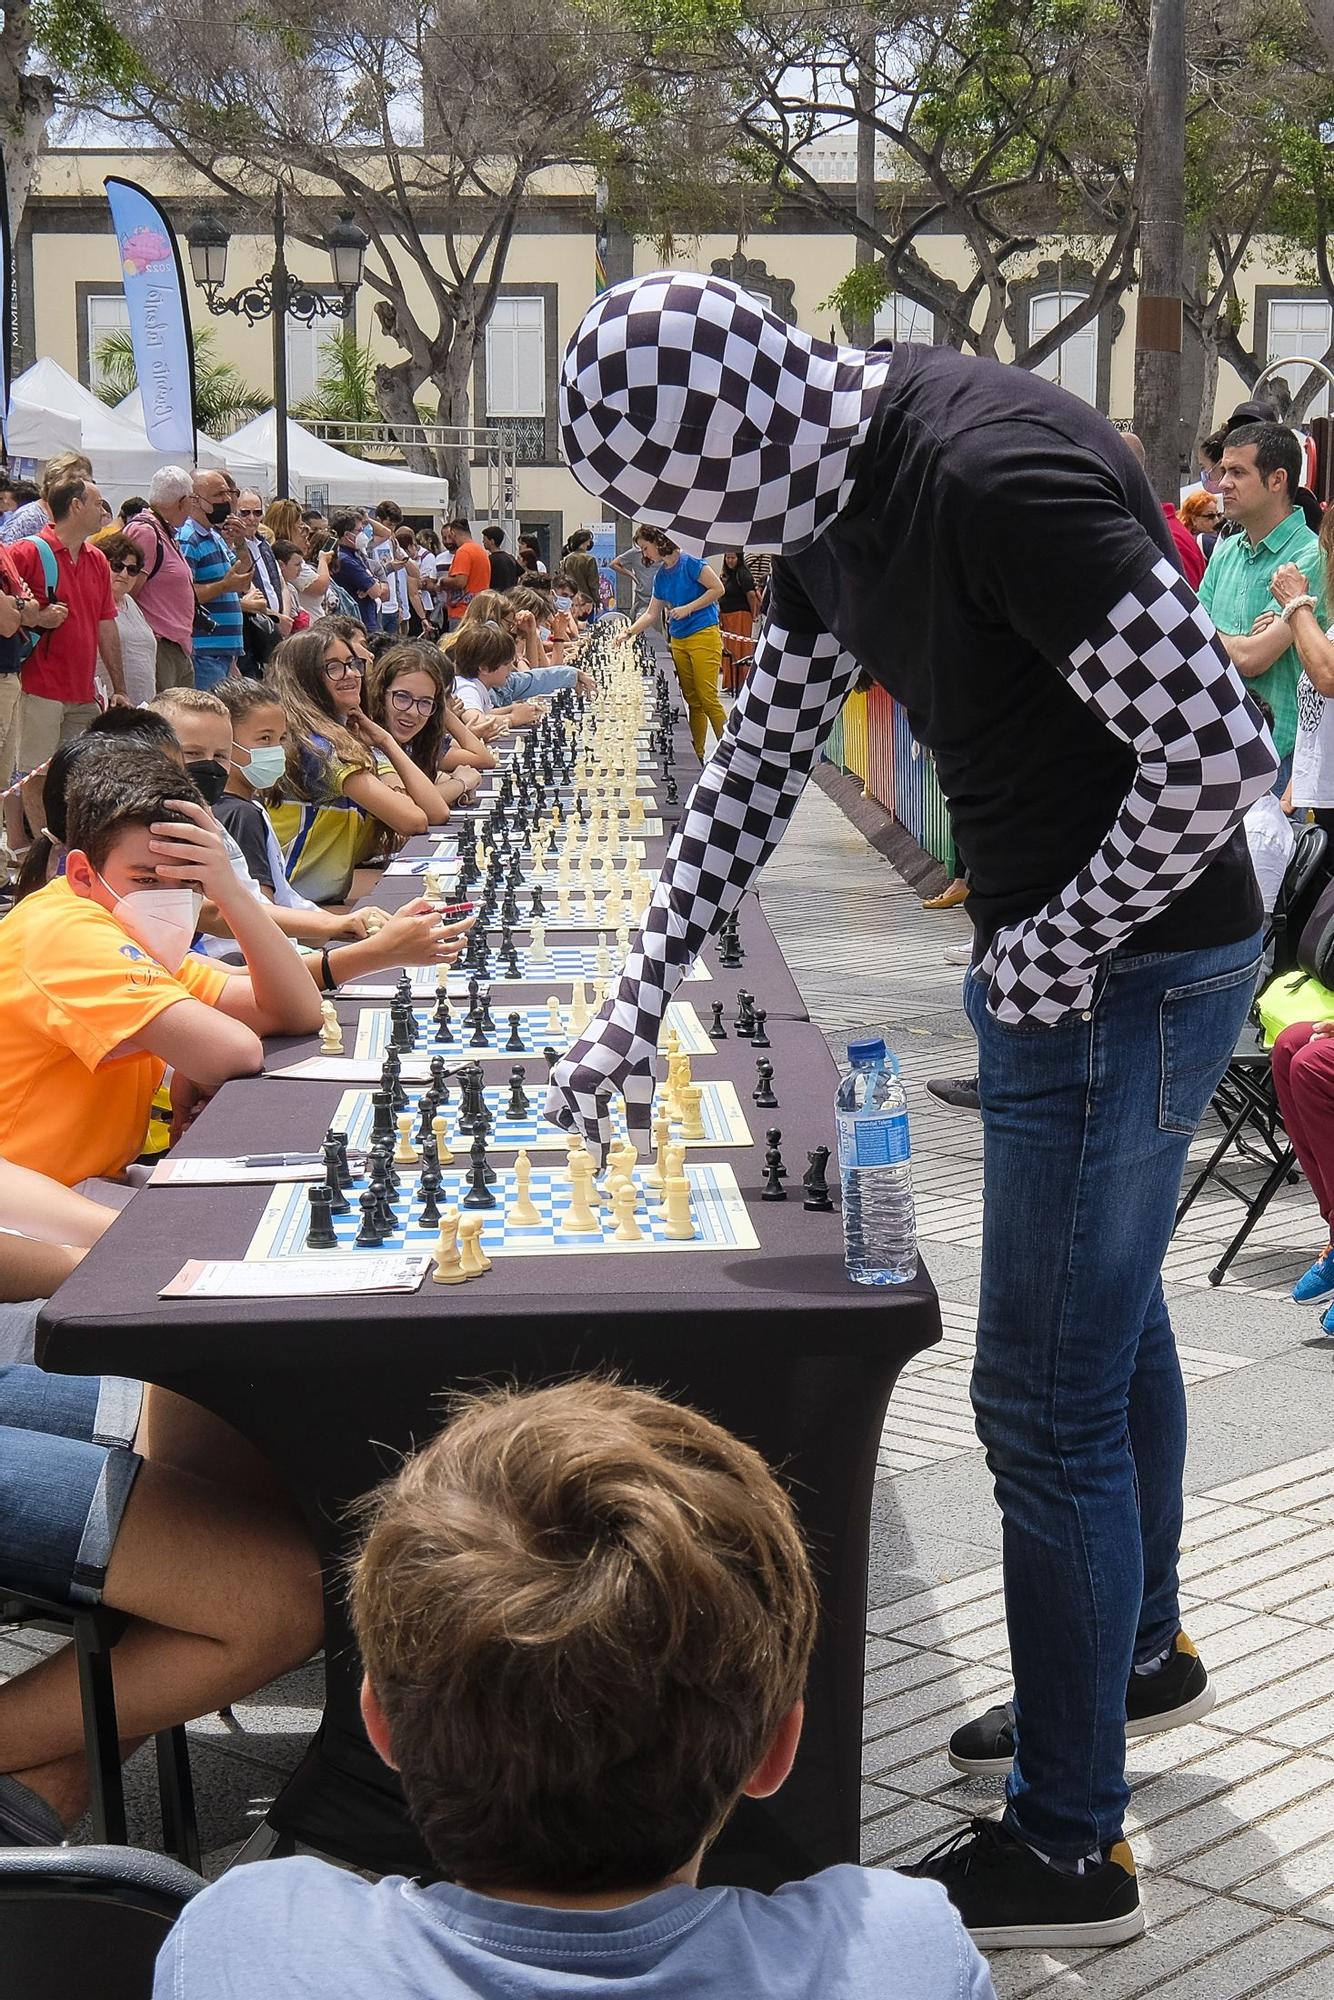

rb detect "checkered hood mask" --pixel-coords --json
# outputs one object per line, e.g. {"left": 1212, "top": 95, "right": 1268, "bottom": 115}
{"left": 560, "top": 272, "right": 892, "bottom": 555}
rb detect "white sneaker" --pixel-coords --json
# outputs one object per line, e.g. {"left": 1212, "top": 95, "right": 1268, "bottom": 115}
{"left": 944, "top": 944, "right": 972, "bottom": 967}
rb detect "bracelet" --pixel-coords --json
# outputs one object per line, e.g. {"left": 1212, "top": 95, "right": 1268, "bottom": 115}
{"left": 320, "top": 945, "right": 338, "bottom": 993}
{"left": 1280, "top": 594, "right": 1317, "bottom": 623}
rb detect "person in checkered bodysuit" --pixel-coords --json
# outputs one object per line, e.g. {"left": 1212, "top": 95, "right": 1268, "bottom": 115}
{"left": 546, "top": 272, "right": 1276, "bottom": 1947}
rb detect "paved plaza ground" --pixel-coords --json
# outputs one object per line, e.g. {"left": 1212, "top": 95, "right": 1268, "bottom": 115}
{"left": 6, "top": 774, "right": 1334, "bottom": 1997}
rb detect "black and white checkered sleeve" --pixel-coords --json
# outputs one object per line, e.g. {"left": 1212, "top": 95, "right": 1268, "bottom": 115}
{"left": 977, "top": 555, "right": 1278, "bottom": 1026}
{"left": 546, "top": 620, "right": 859, "bottom": 1154}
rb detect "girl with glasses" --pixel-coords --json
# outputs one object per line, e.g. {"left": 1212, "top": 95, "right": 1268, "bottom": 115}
{"left": 363, "top": 643, "right": 479, "bottom": 820}
{"left": 90, "top": 529, "right": 156, "bottom": 706}
{"left": 262, "top": 626, "right": 434, "bottom": 903}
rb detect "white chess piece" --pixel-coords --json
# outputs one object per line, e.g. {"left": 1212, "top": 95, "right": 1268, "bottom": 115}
{"left": 560, "top": 1150, "right": 601, "bottom": 1234}
{"left": 509, "top": 1149, "right": 542, "bottom": 1227}
{"left": 546, "top": 996, "right": 565, "bottom": 1038}
{"left": 596, "top": 937, "right": 612, "bottom": 978}
{"left": 643, "top": 1109, "right": 671, "bottom": 1191}
{"left": 395, "top": 1112, "right": 420, "bottom": 1165}
{"left": 612, "top": 1182, "right": 644, "bottom": 1241}
{"left": 570, "top": 980, "right": 591, "bottom": 1035}
{"left": 662, "top": 1174, "right": 695, "bottom": 1240}
{"left": 432, "top": 1209, "right": 466, "bottom": 1284}
{"left": 458, "top": 1214, "right": 492, "bottom": 1274}
{"left": 319, "top": 1001, "right": 343, "bottom": 1055}
{"left": 529, "top": 918, "right": 547, "bottom": 965}
{"left": 431, "top": 1112, "right": 455, "bottom": 1167}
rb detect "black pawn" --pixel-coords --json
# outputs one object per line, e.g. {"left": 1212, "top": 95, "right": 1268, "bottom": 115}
{"left": 761, "top": 1136, "right": 787, "bottom": 1203}
{"left": 355, "top": 1187, "right": 385, "bottom": 1247}
{"left": 504, "top": 1011, "right": 525, "bottom": 1052}
{"left": 464, "top": 975, "right": 481, "bottom": 1028}
{"left": 751, "top": 1008, "right": 770, "bottom": 1049}
{"left": 434, "top": 996, "right": 453, "bottom": 1044}
{"left": 507, "top": 1065, "right": 530, "bottom": 1120}
{"left": 395, "top": 972, "right": 412, "bottom": 1006}
{"left": 753, "top": 1059, "right": 778, "bottom": 1109}
{"left": 429, "top": 1055, "right": 448, "bottom": 1094}
{"left": 543, "top": 1044, "right": 560, "bottom": 1081}
{"left": 802, "top": 1146, "right": 835, "bottom": 1213}
{"left": 765, "top": 1128, "right": 788, "bottom": 1178}
{"left": 306, "top": 1182, "right": 339, "bottom": 1249}
{"left": 418, "top": 1167, "right": 442, "bottom": 1229}
{"left": 531, "top": 883, "right": 546, "bottom": 917}
{"left": 417, "top": 1089, "right": 439, "bottom": 1144}
{"left": 502, "top": 935, "right": 521, "bottom": 979}
{"left": 463, "top": 1129, "right": 498, "bottom": 1209}
{"left": 708, "top": 1000, "right": 728, "bottom": 1040}
{"left": 469, "top": 1012, "right": 489, "bottom": 1048}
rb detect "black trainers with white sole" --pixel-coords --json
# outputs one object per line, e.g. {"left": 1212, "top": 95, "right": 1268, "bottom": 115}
{"left": 947, "top": 1631, "right": 1214, "bottom": 1777}
{"left": 902, "top": 1816, "right": 1144, "bottom": 1950}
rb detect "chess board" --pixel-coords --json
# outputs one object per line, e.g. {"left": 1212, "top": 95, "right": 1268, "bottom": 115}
{"left": 342, "top": 950, "right": 709, "bottom": 998}
{"left": 385, "top": 830, "right": 664, "bottom": 877}
{"left": 247, "top": 1160, "right": 759, "bottom": 1262}
{"left": 330, "top": 1076, "right": 753, "bottom": 1155}
{"left": 351, "top": 998, "right": 713, "bottom": 1063}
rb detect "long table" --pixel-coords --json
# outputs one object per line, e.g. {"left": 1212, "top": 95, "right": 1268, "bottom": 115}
{"left": 38, "top": 702, "right": 940, "bottom": 1887}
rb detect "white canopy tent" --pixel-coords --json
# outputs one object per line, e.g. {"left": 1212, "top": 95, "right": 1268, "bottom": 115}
{"left": 218, "top": 411, "right": 448, "bottom": 512}
{"left": 113, "top": 388, "right": 265, "bottom": 485}
{"left": 7, "top": 359, "right": 265, "bottom": 503}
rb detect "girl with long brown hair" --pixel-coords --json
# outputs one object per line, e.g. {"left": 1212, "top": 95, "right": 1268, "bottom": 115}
{"left": 364, "top": 642, "right": 478, "bottom": 817}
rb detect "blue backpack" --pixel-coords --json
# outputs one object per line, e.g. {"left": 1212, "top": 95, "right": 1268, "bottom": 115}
{"left": 10, "top": 536, "right": 61, "bottom": 667}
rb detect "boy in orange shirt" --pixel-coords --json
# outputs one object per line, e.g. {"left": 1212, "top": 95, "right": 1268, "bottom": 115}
{"left": 0, "top": 740, "right": 322, "bottom": 1185}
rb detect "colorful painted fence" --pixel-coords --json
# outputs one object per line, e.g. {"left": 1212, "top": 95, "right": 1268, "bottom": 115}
{"left": 824, "top": 687, "right": 955, "bottom": 872}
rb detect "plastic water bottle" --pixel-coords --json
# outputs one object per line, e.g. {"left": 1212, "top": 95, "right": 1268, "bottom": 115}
{"left": 835, "top": 1037, "right": 918, "bottom": 1285}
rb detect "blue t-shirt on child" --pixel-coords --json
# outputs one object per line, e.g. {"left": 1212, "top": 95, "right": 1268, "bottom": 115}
{"left": 154, "top": 1856, "right": 995, "bottom": 2000}
{"left": 652, "top": 553, "right": 719, "bottom": 638}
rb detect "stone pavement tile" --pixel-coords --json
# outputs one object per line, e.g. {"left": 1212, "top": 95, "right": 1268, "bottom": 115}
{"left": 862, "top": 1662, "right": 1011, "bottom": 1766}
{"left": 864, "top": 1633, "right": 914, "bottom": 1671}
{"left": 1207, "top": 1635, "right": 1334, "bottom": 1724}
{"left": 861, "top": 1797, "right": 970, "bottom": 1864}
{"left": 867, "top": 1565, "right": 1003, "bottom": 1636}
{"left": 866, "top": 1522, "right": 1000, "bottom": 1612}
{"left": 1135, "top": 1756, "right": 1334, "bottom": 1871}
{"left": 1279, "top": 1585, "right": 1334, "bottom": 1626}
{"left": 1176, "top": 1367, "right": 1334, "bottom": 1491}
{"left": 1238, "top": 1835, "right": 1334, "bottom": 1913}
{"left": 1192, "top": 1525, "right": 1334, "bottom": 1611}
{"left": 112, "top": 1737, "right": 291, "bottom": 1862}
{"left": 1262, "top": 1956, "right": 1334, "bottom": 1998}
{"left": 1184, "top": 1608, "right": 1314, "bottom": 1670}
{"left": 1176, "top": 1787, "right": 1334, "bottom": 1894}
{"left": 1147, "top": 1917, "right": 1331, "bottom": 2000}
{"left": 1204, "top": 1447, "right": 1334, "bottom": 1509}
{"left": 1179, "top": 1513, "right": 1317, "bottom": 1580}
{"left": 864, "top": 1648, "right": 978, "bottom": 1705}
{"left": 1124, "top": 1732, "right": 1290, "bottom": 1821}
{"left": 1008, "top": 1893, "right": 1267, "bottom": 1998}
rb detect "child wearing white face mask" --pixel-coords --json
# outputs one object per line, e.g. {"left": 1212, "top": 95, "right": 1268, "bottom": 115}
{"left": 0, "top": 739, "right": 323, "bottom": 1187}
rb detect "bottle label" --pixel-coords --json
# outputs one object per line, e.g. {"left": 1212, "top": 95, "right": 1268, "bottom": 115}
{"left": 838, "top": 1111, "right": 910, "bottom": 1168}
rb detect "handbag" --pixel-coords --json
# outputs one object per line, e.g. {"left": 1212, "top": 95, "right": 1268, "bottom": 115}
{"left": 243, "top": 609, "right": 279, "bottom": 667}
{"left": 1297, "top": 875, "right": 1334, "bottom": 987}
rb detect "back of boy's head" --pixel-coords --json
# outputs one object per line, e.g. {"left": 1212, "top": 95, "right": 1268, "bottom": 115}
{"left": 450, "top": 620, "right": 515, "bottom": 679}
{"left": 350, "top": 1378, "right": 818, "bottom": 1893}
{"left": 86, "top": 706, "right": 180, "bottom": 754}
{"left": 65, "top": 744, "right": 203, "bottom": 870}
{"left": 146, "top": 688, "right": 229, "bottom": 726}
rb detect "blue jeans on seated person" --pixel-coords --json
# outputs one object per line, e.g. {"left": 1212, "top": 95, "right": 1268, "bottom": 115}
{"left": 964, "top": 933, "right": 1262, "bottom": 1860}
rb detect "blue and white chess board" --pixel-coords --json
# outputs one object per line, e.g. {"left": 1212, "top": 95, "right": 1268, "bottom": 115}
{"left": 328, "top": 1077, "right": 753, "bottom": 1156}
{"left": 352, "top": 999, "right": 713, "bottom": 1064}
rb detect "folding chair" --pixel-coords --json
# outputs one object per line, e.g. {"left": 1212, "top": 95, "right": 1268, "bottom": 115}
{"left": 0, "top": 1590, "right": 200, "bottom": 1871}
{"left": 1171, "top": 824, "right": 1328, "bottom": 1285}
{"left": 0, "top": 1846, "right": 202, "bottom": 2000}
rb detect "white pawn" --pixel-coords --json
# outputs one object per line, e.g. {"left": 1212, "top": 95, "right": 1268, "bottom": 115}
{"left": 643, "top": 1109, "right": 671, "bottom": 1192}
{"left": 432, "top": 1209, "right": 466, "bottom": 1285}
{"left": 435, "top": 962, "right": 451, "bottom": 994}
{"left": 395, "top": 1112, "right": 420, "bottom": 1165}
{"left": 319, "top": 1000, "right": 343, "bottom": 1055}
{"left": 509, "top": 1149, "right": 542, "bottom": 1228}
{"left": 546, "top": 995, "right": 565, "bottom": 1039}
{"left": 431, "top": 1111, "right": 455, "bottom": 1168}
{"left": 616, "top": 923, "right": 631, "bottom": 956}
{"left": 459, "top": 1214, "right": 492, "bottom": 1274}
{"left": 612, "top": 1182, "right": 643, "bottom": 1241}
{"left": 570, "top": 980, "right": 591, "bottom": 1035}
{"left": 596, "top": 936, "right": 612, "bottom": 978}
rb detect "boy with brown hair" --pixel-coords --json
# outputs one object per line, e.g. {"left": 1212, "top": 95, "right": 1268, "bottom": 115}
{"left": 156, "top": 1379, "right": 993, "bottom": 1999}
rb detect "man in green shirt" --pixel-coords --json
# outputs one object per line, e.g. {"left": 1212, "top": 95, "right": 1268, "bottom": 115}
{"left": 1198, "top": 423, "right": 1322, "bottom": 779}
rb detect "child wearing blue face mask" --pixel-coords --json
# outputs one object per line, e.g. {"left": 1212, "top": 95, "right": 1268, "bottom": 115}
{"left": 0, "top": 739, "right": 322, "bottom": 1187}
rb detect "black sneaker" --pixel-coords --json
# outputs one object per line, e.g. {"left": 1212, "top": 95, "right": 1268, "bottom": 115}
{"left": 925, "top": 1074, "right": 981, "bottom": 1113}
{"left": 948, "top": 1631, "right": 1213, "bottom": 1776}
{"left": 902, "top": 1817, "right": 1144, "bottom": 1950}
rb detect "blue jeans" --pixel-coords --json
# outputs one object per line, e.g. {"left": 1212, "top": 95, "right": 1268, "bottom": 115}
{"left": 192, "top": 652, "right": 238, "bottom": 692}
{"left": 964, "top": 933, "right": 1263, "bottom": 1857}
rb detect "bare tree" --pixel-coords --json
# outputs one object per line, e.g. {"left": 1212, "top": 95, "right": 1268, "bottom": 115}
{"left": 1, "top": 0, "right": 55, "bottom": 237}
{"left": 56, "top": 0, "right": 634, "bottom": 506}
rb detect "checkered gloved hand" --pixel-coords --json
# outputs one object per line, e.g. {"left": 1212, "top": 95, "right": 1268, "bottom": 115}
{"left": 545, "top": 617, "right": 861, "bottom": 1158}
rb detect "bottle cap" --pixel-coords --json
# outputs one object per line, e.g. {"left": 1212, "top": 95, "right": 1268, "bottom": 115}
{"left": 847, "top": 1036, "right": 887, "bottom": 1064}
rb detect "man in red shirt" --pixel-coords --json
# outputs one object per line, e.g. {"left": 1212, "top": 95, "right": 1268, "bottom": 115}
{"left": 10, "top": 473, "right": 129, "bottom": 834}
{"left": 441, "top": 518, "right": 491, "bottom": 626}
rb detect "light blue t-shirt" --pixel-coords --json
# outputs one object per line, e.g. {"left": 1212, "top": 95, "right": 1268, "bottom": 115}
{"left": 498, "top": 663, "right": 579, "bottom": 701}
{"left": 154, "top": 1857, "right": 995, "bottom": 2000}
{"left": 652, "top": 552, "right": 719, "bottom": 639}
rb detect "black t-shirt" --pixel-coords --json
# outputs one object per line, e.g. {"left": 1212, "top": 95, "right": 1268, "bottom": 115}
{"left": 486, "top": 548, "right": 521, "bottom": 592}
{"left": 719, "top": 564, "right": 756, "bottom": 614}
{"left": 776, "top": 343, "right": 1260, "bottom": 954}
{"left": 215, "top": 791, "right": 276, "bottom": 892}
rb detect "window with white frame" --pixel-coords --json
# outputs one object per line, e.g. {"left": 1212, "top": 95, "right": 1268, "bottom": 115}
{"left": 1267, "top": 298, "right": 1333, "bottom": 418}
{"left": 873, "top": 295, "right": 935, "bottom": 345}
{"left": 286, "top": 320, "right": 329, "bottom": 407}
{"left": 86, "top": 292, "right": 132, "bottom": 390}
{"left": 1028, "top": 291, "right": 1098, "bottom": 405}
{"left": 485, "top": 297, "right": 546, "bottom": 417}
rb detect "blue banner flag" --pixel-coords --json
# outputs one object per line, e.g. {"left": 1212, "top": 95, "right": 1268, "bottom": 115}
{"left": 0, "top": 153, "right": 12, "bottom": 452}
{"left": 104, "top": 176, "right": 197, "bottom": 457}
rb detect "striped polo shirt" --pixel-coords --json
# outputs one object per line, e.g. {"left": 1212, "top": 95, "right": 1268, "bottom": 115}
{"left": 177, "top": 518, "right": 244, "bottom": 660}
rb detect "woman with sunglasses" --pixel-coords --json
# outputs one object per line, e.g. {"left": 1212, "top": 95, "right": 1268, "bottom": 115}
{"left": 91, "top": 529, "right": 156, "bottom": 706}
{"left": 363, "top": 643, "right": 479, "bottom": 820}
{"left": 262, "top": 624, "right": 435, "bottom": 904}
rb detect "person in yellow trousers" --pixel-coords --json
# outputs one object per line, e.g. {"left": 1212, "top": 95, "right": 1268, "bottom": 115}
{"left": 625, "top": 526, "right": 726, "bottom": 759}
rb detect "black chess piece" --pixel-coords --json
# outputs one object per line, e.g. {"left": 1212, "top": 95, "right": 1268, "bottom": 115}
{"left": 325, "top": 1128, "right": 353, "bottom": 1187}
{"left": 753, "top": 1059, "right": 778, "bottom": 1109}
{"left": 479, "top": 985, "right": 497, "bottom": 1033}
{"left": 355, "top": 1186, "right": 386, "bottom": 1247}
{"left": 543, "top": 1045, "right": 559, "bottom": 1080}
{"left": 390, "top": 1003, "right": 412, "bottom": 1052}
{"left": 433, "top": 995, "right": 453, "bottom": 1043}
{"left": 370, "top": 1089, "right": 395, "bottom": 1143}
{"left": 463, "top": 975, "right": 481, "bottom": 1028}
{"left": 419, "top": 1133, "right": 440, "bottom": 1176}
{"left": 751, "top": 1008, "right": 770, "bottom": 1049}
{"left": 468, "top": 1012, "right": 489, "bottom": 1048}
{"left": 504, "top": 1012, "right": 525, "bottom": 1052}
{"left": 507, "top": 1065, "right": 530, "bottom": 1120}
{"left": 306, "top": 1182, "right": 339, "bottom": 1249}
{"left": 462, "top": 1129, "right": 498, "bottom": 1209}
{"left": 418, "top": 1167, "right": 442, "bottom": 1230}
{"left": 395, "top": 972, "right": 412, "bottom": 1006}
{"left": 761, "top": 1131, "right": 787, "bottom": 1202}
{"left": 429, "top": 1054, "right": 448, "bottom": 1093}
{"left": 321, "top": 1142, "right": 350, "bottom": 1215}
{"left": 416, "top": 1089, "right": 439, "bottom": 1145}
{"left": 734, "top": 991, "right": 755, "bottom": 1038}
{"left": 802, "top": 1146, "right": 835, "bottom": 1213}
{"left": 382, "top": 1050, "right": 408, "bottom": 1110}
{"left": 708, "top": 1001, "right": 728, "bottom": 1040}
{"left": 502, "top": 936, "right": 521, "bottom": 978}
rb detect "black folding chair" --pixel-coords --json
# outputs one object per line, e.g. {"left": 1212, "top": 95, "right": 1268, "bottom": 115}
{"left": 0, "top": 1846, "right": 202, "bottom": 2000}
{"left": 0, "top": 1590, "right": 200, "bottom": 1870}
{"left": 1171, "top": 824, "right": 1329, "bottom": 1285}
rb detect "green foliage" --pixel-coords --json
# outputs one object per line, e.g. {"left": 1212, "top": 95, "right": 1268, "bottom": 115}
{"left": 92, "top": 326, "right": 270, "bottom": 429}
{"left": 290, "top": 329, "right": 381, "bottom": 425}
{"left": 822, "top": 264, "right": 889, "bottom": 324}
{"left": 30, "top": 0, "right": 149, "bottom": 96}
